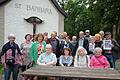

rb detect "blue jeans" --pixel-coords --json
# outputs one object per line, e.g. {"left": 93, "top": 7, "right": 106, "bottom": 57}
{"left": 104, "top": 54, "right": 115, "bottom": 68}
{"left": 4, "top": 64, "right": 19, "bottom": 80}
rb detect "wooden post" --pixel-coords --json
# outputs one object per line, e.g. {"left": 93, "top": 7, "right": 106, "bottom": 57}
{"left": 113, "top": 25, "right": 116, "bottom": 39}
{"left": 33, "top": 23, "right": 36, "bottom": 36}
{"left": 117, "top": 20, "right": 120, "bottom": 34}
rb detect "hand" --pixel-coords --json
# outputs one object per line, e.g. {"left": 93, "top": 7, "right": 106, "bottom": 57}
{"left": 4, "top": 63, "right": 8, "bottom": 69}
{"left": 111, "top": 44, "right": 114, "bottom": 48}
{"left": 42, "top": 62, "right": 47, "bottom": 66}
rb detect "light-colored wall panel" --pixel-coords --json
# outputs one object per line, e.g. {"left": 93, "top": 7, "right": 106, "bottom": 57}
{"left": 0, "top": 6, "right": 4, "bottom": 49}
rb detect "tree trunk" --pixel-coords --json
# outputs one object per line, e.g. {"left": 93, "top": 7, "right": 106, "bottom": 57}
{"left": 117, "top": 20, "right": 120, "bottom": 34}
{"left": 113, "top": 25, "right": 116, "bottom": 39}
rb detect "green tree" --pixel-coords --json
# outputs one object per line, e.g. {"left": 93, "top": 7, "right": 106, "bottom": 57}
{"left": 58, "top": 0, "right": 120, "bottom": 42}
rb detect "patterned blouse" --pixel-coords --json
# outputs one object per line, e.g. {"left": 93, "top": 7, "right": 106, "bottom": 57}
{"left": 21, "top": 41, "right": 32, "bottom": 65}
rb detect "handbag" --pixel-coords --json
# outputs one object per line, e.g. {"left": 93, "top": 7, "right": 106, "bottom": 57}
{"left": 5, "top": 59, "right": 15, "bottom": 66}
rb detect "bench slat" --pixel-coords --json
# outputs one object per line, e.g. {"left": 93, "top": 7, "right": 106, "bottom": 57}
{"left": 21, "top": 66, "right": 120, "bottom": 80}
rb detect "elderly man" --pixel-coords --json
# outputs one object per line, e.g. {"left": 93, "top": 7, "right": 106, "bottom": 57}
{"left": 0, "top": 34, "right": 22, "bottom": 80}
{"left": 48, "top": 32, "right": 60, "bottom": 59}
{"left": 75, "top": 31, "right": 89, "bottom": 55}
{"left": 37, "top": 44, "right": 57, "bottom": 66}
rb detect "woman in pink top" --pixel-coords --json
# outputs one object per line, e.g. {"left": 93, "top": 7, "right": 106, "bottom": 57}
{"left": 90, "top": 47, "right": 110, "bottom": 69}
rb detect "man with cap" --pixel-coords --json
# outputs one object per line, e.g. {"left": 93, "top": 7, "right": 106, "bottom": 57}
{"left": 102, "top": 32, "right": 120, "bottom": 68}
{"left": 85, "top": 30, "right": 91, "bottom": 42}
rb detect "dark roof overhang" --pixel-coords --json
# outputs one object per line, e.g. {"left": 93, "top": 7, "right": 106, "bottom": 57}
{"left": 50, "top": 0, "right": 67, "bottom": 17}
{"left": 0, "top": 0, "right": 10, "bottom": 6}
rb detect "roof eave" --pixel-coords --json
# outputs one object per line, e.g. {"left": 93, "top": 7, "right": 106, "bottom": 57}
{"left": 50, "top": 0, "right": 67, "bottom": 17}
{"left": 0, "top": 0, "right": 11, "bottom": 6}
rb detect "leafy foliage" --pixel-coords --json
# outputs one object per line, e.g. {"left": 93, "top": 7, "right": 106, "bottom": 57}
{"left": 57, "top": 0, "right": 120, "bottom": 42}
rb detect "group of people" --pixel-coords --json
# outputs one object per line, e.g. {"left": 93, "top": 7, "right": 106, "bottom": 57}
{"left": 0, "top": 30, "right": 120, "bottom": 80}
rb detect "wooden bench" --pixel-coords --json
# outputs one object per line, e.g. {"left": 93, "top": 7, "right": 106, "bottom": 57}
{"left": 21, "top": 65, "right": 120, "bottom": 80}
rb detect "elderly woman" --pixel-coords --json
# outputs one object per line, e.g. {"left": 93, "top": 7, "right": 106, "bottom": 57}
{"left": 74, "top": 47, "right": 90, "bottom": 68}
{"left": 90, "top": 47, "right": 110, "bottom": 69}
{"left": 59, "top": 48, "right": 73, "bottom": 67}
{"left": 0, "top": 34, "right": 23, "bottom": 80}
{"left": 20, "top": 34, "right": 32, "bottom": 71}
{"left": 20, "top": 34, "right": 33, "bottom": 80}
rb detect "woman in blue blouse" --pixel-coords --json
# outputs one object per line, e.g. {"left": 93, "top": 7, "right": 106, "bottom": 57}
{"left": 59, "top": 48, "right": 73, "bottom": 66}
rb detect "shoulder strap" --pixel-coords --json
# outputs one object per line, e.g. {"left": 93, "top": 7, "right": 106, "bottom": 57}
{"left": 95, "top": 56, "right": 105, "bottom": 67}
{"left": 86, "top": 55, "right": 88, "bottom": 66}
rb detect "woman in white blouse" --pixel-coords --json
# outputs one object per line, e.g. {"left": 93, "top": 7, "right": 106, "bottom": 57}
{"left": 74, "top": 46, "right": 90, "bottom": 68}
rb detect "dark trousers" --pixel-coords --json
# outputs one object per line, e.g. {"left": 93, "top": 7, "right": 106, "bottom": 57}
{"left": 4, "top": 64, "right": 19, "bottom": 80}
{"left": 104, "top": 53, "right": 115, "bottom": 68}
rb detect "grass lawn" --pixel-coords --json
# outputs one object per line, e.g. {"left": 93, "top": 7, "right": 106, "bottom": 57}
{"left": 116, "top": 59, "right": 120, "bottom": 73}
{"left": 0, "top": 64, "right": 4, "bottom": 75}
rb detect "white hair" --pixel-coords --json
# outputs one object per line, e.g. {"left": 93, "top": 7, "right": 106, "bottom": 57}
{"left": 99, "top": 31, "right": 104, "bottom": 34}
{"left": 75, "top": 46, "right": 87, "bottom": 56}
{"left": 94, "top": 47, "right": 102, "bottom": 53}
{"left": 46, "top": 44, "right": 52, "bottom": 48}
{"left": 79, "top": 31, "right": 84, "bottom": 34}
{"left": 8, "top": 33, "right": 15, "bottom": 38}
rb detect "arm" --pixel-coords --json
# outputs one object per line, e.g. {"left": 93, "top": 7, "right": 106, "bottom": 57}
{"left": 74, "top": 55, "right": 78, "bottom": 67}
{"left": 0, "top": 45, "right": 6, "bottom": 57}
{"left": 87, "top": 55, "right": 90, "bottom": 68}
{"left": 16, "top": 44, "right": 22, "bottom": 55}
{"left": 68, "top": 56, "right": 73, "bottom": 66}
{"left": 59, "top": 56, "right": 64, "bottom": 66}
{"left": 46, "top": 54, "right": 57, "bottom": 66}
{"left": 90, "top": 56, "right": 94, "bottom": 68}
{"left": 104, "top": 57, "right": 110, "bottom": 68}
{"left": 20, "top": 43, "right": 23, "bottom": 50}
{"left": 37, "top": 55, "right": 46, "bottom": 66}
{"left": 43, "top": 41, "right": 46, "bottom": 52}
{"left": 30, "top": 43, "right": 34, "bottom": 61}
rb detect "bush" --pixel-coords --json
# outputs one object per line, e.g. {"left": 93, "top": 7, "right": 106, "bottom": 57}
{"left": 0, "top": 64, "right": 4, "bottom": 75}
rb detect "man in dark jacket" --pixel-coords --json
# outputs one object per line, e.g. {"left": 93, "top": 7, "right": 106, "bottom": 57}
{"left": 48, "top": 32, "right": 60, "bottom": 58}
{"left": 74, "top": 31, "right": 89, "bottom": 56}
{"left": 60, "top": 36, "right": 73, "bottom": 56}
{"left": 0, "top": 34, "right": 23, "bottom": 80}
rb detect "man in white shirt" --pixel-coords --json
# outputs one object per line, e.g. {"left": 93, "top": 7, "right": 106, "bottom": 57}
{"left": 37, "top": 44, "right": 57, "bottom": 66}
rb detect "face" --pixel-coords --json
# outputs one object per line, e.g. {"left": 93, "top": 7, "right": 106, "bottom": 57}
{"left": 78, "top": 48, "right": 85, "bottom": 56}
{"left": 59, "top": 34, "right": 64, "bottom": 39}
{"left": 26, "top": 35, "right": 31, "bottom": 41}
{"left": 90, "top": 37, "right": 95, "bottom": 43}
{"left": 95, "top": 36, "right": 100, "bottom": 41}
{"left": 51, "top": 32, "right": 56, "bottom": 38}
{"left": 44, "top": 32, "right": 48, "bottom": 36}
{"left": 65, "top": 37, "right": 69, "bottom": 42}
{"left": 63, "top": 32, "right": 67, "bottom": 38}
{"left": 46, "top": 46, "right": 52, "bottom": 54}
{"left": 79, "top": 32, "right": 84, "bottom": 38}
{"left": 72, "top": 36, "right": 76, "bottom": 41}
{"left": 95, "top": 50, "right": 102, "bottom": 57}
{"left": 64, "top": 49, "right": 69, "bottom": 56}
{"left": 9, "top": 37, "right": 15, "bottom": 43}
{"left": 85, "top": 32, "right": 90, "bottom": 35}
{"left": 44, "top": 36, "right": 48, "bottom": 41}
{"left": 105, "top": 34, "right": 111, "bottom": 40}
{"left": 38, "top": 36, "right": 43, "bottom": 43}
